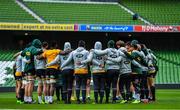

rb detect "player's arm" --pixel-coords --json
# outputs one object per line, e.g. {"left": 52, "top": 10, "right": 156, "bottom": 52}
{"left": 13, "top": 61, "right": 16, "bottom": 70}
{"left": 36, "top": 50, "right": 46, "bottom": 60}
{"left": 61, "top": 51, "right": 73, "bottom": 68}
{"left": 92, "top": 59, "right": 104, "bottom": 68}
{"left": 81, "top": 51, "right": 93, "bottom": 64}
{"left": 132, "top": 60, "right": 148, "bottom": 71}
{"left": 59, "top": 49, "right": 73, "bottom": 55}
{"left": 107, "top": 56, "right": 122, "bottom": 63}
{"left": 22, "top": 57, "right": 31, "bottom": 63}
{"left": 21, "top": 49, "right": 26, "bottom": 57}
{"left": 151, "top": 53, "right": 157, "bottom": 64}
{"left": 46, "top": 55, "right": 60, "bottom": 67}
{"left": 94, "top": 49, "right": 109, "bottom": 56}
{"left": 13, "top": 51, "right": 22, "bottom": 59}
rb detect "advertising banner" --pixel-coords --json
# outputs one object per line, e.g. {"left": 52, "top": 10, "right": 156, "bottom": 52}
{"left": 0, "top": 23, "right": 74, "bottom": 31}
{"left": 80, "top": 24, "right": 133, "bottom": 32}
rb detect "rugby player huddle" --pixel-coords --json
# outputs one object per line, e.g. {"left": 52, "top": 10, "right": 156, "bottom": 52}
{"left": 13, "top": 39, "right": 158, "bottom": 104}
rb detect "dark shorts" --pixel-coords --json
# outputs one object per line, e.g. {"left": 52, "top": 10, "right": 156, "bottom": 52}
{"left": 46, "top": 68, "right": 58, "bottom": 79}
{"left": 15, "top": 76, "right": 22, "bottom": 81}
{"left": 148, "top": 72, "right": 157, "bottom": 78}
{"left": 24, "top": 69, "right": 35, "bottom": 76}
{"left": 87, "top": 72, "right": 91, "bottom": 79}
{"left": 13, "top": 69, "right": 22, "bottom": 81}
{"left": 130, "top": 73, "right": 141, "bottom": 81}
{"left": 36, "top": 69, "right": 46, "bottom": 79}
{"left": 148, "top": 66, "right": 158, "bottom": 78}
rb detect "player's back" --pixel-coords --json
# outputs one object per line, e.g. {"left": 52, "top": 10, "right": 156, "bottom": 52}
{"left": 106, "top": 48, "right": 120, "bottom": 70}
{"left": 43, "top": 49, "right": 61, "bottom": 69}
{"left": 72, "top": 47, "right": 89, "bottom": 74}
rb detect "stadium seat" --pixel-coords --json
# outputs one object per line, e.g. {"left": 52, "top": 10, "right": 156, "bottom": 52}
{"left": 0, "top": 0, "right": 38, "bottom": 23}
{"left": 121, "top": 0, "right": 180, "bottom": 25}
{"left": 24, "top": 2, "right": 144, "bottom": 24}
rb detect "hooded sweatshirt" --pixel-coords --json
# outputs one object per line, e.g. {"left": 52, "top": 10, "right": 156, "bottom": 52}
{"left": 61, "top": 47, "right": 89, "bottom": 74}
{"left": 146, "top": 49, "right": 157, "bottom": 66}
{"left": 15, "top": 55, "right": 22, "bottom": 73}
{"left": 81, "top": 42, "right": 105, "bottom": 73}
{"left": 107, "top": 47, "right": 132, "bottom": 74}
{"left": 21, "top": 39, "right": 43, "bottom": 72}
{"left": 108, "top": 47, "right": 147, "bottom": 74}
{"left": 130, "top": 50, "right": 148, "bottom": 74}
{"left": 94, "top": 48, "right": 120, "bottom": 70}
{"left": 34, "top": 55, "right": 46, "bottom": 70}
{"left": 47, "top": 42, "right": 74, "bottom": 70}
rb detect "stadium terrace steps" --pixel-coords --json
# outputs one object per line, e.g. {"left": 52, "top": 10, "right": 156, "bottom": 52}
{"left": 0, "top": 50, "right": 17, "bottom": 61}
{"left": 0, "top": 0, "right": 38, "bottom": 23}
{"left": 121, "top": 0, "right": 180, "bottom": 25}
{"left": 24, "top": 2, "right": 144, "bottom": 25}
{"left": 0, "top": 50, "right": 17, "bottom": 87}
{"left": 156, "top": 51, "right": 180, "bottom": 84}
{"left": 0, "top": 0, "right": 179, "bottom": 25}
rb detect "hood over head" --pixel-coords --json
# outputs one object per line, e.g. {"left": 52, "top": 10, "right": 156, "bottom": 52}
{"left": 94, "top": 41, "right": 102, "bottom": 50}
{"left": 64, "top": 42, "right": 71, "bottom": 51}
{"left": 32, "top": 39, "right": 42, "bottom": 48}
{"left": 107, "top": 40, "right": 115, "bottom": 48}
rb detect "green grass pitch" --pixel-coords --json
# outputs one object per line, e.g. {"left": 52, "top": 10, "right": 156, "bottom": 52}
{"left": 0, "top": 89, "right": 180, "bottom": 109}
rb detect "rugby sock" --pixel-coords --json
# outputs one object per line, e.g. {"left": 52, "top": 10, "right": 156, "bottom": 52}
{"left": 105, "top": 88, "right": 110, "bottom": 103}
{"left": 132, "top": 91, "right": 136, "bottom": 99}
{"left": 94, "top": 91, "right": 98, "bottom": 103}
{"left": 126, "top": 93, "right": 130, "bottom": 101}
{"left": 38, "top": 96, "right": 42, "bottom": 103}
{"left": 48, "top": 96, "right": 50, "bottom": 102}
{"left": 19, "top": 88, "right": 25, "bottom": 102}
{"left": 82, "top": 90, "right": 86, "bottom": 102}
{"left": 100, "top": 91, "right": 104, "bottom": 103}
{"left": 68, "top": 90, "right": 72, "bottom": 102}
{"left": 49, "top": 96, "right": 53, "bottom": 103}
{"left": 24, "top": 96, "right": 27, "bottom": 102}
{"left": 113, "top": 89, "right": 117, "bottom": 101}
{"left": 56, "top": 88, "right": 60, "bottom": 101}
{"left": 121, "top": 92, "right": 126, "bottom": 100}
{"left": 63, "top": 91, "right": 68, "bottom": 103}
{"left": 140, "top": 89, "right": 145, "bottom": 99}
{"left": 28, "top": 97, "right": 32, "bottom": 102}
{"left": 151, "top": 86, "right": 155, "bottom": 101}
{"left": 136, "top": 94, "right": 140, "bottom": 100}
{"left": 145, "top": 89, "right": 149, "bottom": 99}
{"left": 44, "top": 96, "right": 48, "bottom": 103}
{"left": 76, "top": 89, "right": 80, "bottom": 101}
{"left": 130, "top": 92, "right": 133, "bottom": 99}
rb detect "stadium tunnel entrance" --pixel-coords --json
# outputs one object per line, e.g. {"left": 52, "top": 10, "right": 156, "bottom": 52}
{"left": 0, "top": 30, "right": 180, "bottom": 51}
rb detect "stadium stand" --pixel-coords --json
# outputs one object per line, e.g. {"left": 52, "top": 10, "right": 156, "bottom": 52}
{"left": 0, "top": 50, "right": 17, "bottom": 61}
{"left": 0, "top": 0, "right": 38, "bottom": 23}
{"left": 156, "top": 51, "right": 180, "bottom": 84}
{"left": 0, "top": 0, "right": 179, "bottom": 25}
{"left": 0, "top": 50, "right": 17, "bottom": 87}
{"left": 121, "top": 0, "right": 180, "bottom": 25}
{"left": 24, "top": 2, "right": 144, "bottom": 24}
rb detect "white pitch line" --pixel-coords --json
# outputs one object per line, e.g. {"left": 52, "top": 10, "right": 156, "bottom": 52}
{"left": 117, "top": 3, "right": 153, "bottom": 25}
{"left": 15, "top": 0, "right": 46, "bottom": 23}
{"left": 23, "top": 0, "right": 118, "bottom": 5}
